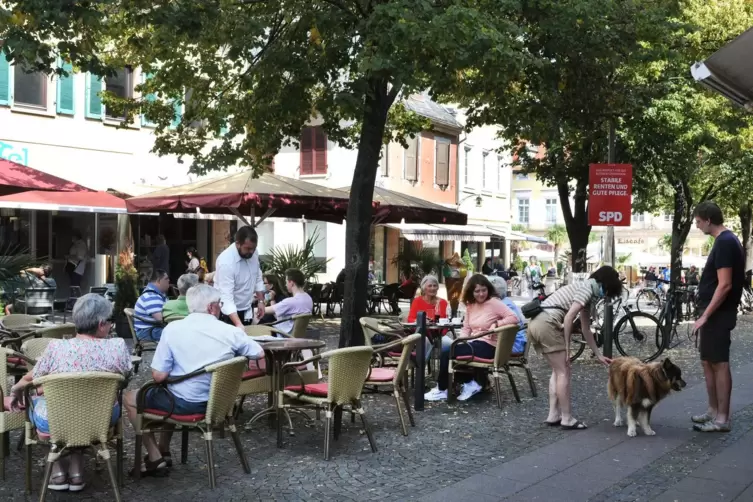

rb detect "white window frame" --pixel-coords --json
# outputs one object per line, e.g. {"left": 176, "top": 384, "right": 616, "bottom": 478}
{"left": 545, "top": 197, "right": 558, "bottom": 225}
{"left": 464, "top": 145, "right": 472, "bottom": 187}
{"left": 516, "top": 197, "right": 530, "bottom": 225}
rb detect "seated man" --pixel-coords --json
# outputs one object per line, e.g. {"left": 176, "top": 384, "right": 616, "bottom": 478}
{"left": 263, "top": 268, "right": 313, "bottom": 334}
{"left": 162, "top": 273, "right": 198, "bottom": 322}
{"left": 133, "top": 269, "right": 170, "bottom": 341}
{"left": 124, "top": 284, "right": 264, "bottom": 474}
{"left": 6, "top": 264, "right": 56, "bottom": 315}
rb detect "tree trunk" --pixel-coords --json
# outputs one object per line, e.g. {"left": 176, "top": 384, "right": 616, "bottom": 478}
{"left": 670, "top": 180, "right": 693, "bottom": 285}
{"left": 739, "top": 200, "right": 753, "bottom": 271}
{"left": 557, "top": 177, "right": 590, "bottom": 272}
{"left": 338, "top": 79, "right": 393, "bottom": 348}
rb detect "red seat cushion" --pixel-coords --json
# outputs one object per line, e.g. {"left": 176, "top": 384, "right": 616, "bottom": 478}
{"left": 242, "top": 368, "right": 267, "bottom": 380}
{"left": 456, "top": 355, "right": 494, "bottom": 364}
{"left": 144, "top": 409, "right": 206, "bottom": 422}
{"left": 7, "top": 356, "right": 24, "bottom": 366}
{"left": 366, "top": 367, "right": 395, "bottom": 382}
{"left": 283, "top": 383, "right": 329, "bottom": 397}
{"left": 387, "top": 351, "right": 416, "bottom": 358}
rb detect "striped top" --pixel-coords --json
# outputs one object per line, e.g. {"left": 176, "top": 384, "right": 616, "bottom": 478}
{"left": 134, "top": 283, "right": 166, "bottom": 330}
{"left": 540, "top": 279, "right": 600, "bottom": 324}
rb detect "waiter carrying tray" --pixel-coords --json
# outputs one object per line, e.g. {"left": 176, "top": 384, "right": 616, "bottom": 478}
{"left": 215, "top": 226, "right": 266, "bottom": 327}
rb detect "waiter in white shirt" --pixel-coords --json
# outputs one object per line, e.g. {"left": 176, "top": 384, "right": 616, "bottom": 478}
{"left": 215, "top": 226, "right": 266, "bottom": 327}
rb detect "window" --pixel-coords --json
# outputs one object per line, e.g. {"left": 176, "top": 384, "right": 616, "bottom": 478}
{"left": 379, "top": 144, "right": 388, "bottom": 176}
{"left": 663, "top": 213, "right": 671, "bottom": 221}
{"left": 105, "top": 67, "right": 133, "bottom": 119}
{"left": 300, "top": 126, "right": 327, "bottom": 175}
{"left": 435, "top": 138, "right": 450, "bottom": 187}
{"left": 545, "top": 198, "right": 558, "bottom": 225}
{"left": 14, "top": 64, "right": 46, "bottom": 108}
{"left": 634, "top": 212, "right": 644, "bottom": 222}
{"left": 404, "top": 135, "right": 419, "bottom": 181}
{"left": 464, "top": 146, "right": 471, "bottom": 186}
{"left": 517, "top": 198, "right": 530, "bottom": 224}
{"left": 514, "top": 172, "right": 529, "bottom": 181}
{"left": 482, "top": 151, "right": 489, "bottom": 188}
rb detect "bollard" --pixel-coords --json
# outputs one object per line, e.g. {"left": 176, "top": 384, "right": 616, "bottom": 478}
{"left": 414, "top": 311, "right": 427, "bottom": 411}
{"left": 603, "top": 302, "right": 613, "bottom": 358}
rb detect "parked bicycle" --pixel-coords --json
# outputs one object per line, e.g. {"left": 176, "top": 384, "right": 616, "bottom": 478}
{"left": 635, "top": 281, "right": 667, "bottom": 316}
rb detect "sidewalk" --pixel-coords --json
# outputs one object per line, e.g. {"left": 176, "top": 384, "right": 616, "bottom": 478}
{"left": 420, "top": 361, "right": 753, "bottom": 502}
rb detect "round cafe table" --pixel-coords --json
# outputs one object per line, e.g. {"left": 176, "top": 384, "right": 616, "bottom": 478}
{"left": 400, "top": 321, "right": 463, "bottom": 380}
{"left": 244, "top": 338, "right": 326, "bottom": 447}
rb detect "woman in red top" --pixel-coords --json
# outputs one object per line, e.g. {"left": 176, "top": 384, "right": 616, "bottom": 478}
{"left": 407, "top": 275, "right": 449, "bottom": 322}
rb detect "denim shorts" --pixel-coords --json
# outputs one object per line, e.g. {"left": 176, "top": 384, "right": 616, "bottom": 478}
{"left": 136, "top": 326, "right": 163, "bottom": 342}
{"left": 145, "top": 388, "right": 207, "bottom": 416}
{"left": 32, "top": 397, "right": 120, "bottom": 435}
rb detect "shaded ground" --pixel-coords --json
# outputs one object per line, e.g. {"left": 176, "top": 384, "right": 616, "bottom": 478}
{"left": 2, "top": 315, "right": 753, "bottom": 501}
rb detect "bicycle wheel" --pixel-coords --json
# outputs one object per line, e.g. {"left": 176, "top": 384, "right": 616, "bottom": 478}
{"left": 613, "top": 311, "right": 665, "bottom": 362}
{"left": 636, "top": 289, "right": 660, "bottom": 316}
{"left": 569, "top": 332, "right": 586, "bottom": 362}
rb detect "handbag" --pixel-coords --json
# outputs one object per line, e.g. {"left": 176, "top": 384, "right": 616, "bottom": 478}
{"left": 521, "top": 298, "right": 545, "bottom": 319}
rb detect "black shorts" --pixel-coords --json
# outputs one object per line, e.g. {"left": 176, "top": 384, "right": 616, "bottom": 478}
{"left": 699, "top": 310, "right": 736, "bottom": 363}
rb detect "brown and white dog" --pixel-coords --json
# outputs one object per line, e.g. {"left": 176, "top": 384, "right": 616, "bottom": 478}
{"left": 608, "top": 357, "right": 686, "bottom": 437}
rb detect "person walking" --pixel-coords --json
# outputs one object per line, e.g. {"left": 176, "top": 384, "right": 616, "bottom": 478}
{"left": 66, "top": 230, "right": 88, "bottom": 287}
{"left": 691, "top": 202, "right": 744, "bottom": 433}
{"left": 215, "top": 226, "right": 266, "bottom": 327}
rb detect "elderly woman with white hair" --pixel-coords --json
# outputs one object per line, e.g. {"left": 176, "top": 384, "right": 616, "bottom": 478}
{"left": 8, "top": 294, "right": 131, "bottom": 492}
{"left": 406, "top": 275, "right": 452, "bottom": 359}
{"left": 162, "top": 273, "right": 199, "bottom": 321}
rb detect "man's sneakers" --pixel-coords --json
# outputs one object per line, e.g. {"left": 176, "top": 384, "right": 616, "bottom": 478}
{"left": 424, "top": 387, "right": 448, "bottom": 401}
{"left": 457, "top": 380, "right": 482, "bottom": 401}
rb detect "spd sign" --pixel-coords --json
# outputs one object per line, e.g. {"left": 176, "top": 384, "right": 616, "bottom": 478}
{"left": 588, "top": 164, "right": 632, "bottom": 227}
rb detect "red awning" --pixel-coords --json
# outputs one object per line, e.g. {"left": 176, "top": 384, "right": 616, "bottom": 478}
{"left": 0, "top": 190, "right": 127, "bottom": 213}
{"left": 0, "top": 159, "right": 93, "bottom": 195}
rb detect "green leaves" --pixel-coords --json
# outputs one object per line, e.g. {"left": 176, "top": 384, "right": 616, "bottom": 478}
{"left": 262, "top": 228, "right": 330, "bottom": 284}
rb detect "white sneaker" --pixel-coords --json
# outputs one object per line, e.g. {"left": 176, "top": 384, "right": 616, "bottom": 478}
{"left": 424, "top": 387, "right": 448, "bottom": 401}
{"left": 457, "top": 380, "right": 482, "bottom": 401}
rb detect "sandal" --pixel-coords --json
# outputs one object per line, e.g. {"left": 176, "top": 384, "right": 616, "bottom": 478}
{"left": 561, "top": 420, "right": 587, "bottom": 430}
{"left": 129, "top": 456, "right": 168, "bottom": 477}
{"left": 544, "top": 419, "right": 561, "bottom": 426}
{"left": 161, "top": 451, "right": 172, "bottom": 468}
{"left": 48, "top": 472, "right": 69, "bottom": 491}
{"left": 693, "top": 421, "right": 731, "bottom": 433}
{"left": 68, "top": 473, "right": 85, "bottom": 492}
{"left": 691, "top": 412, "right": 715, "bottom": 424}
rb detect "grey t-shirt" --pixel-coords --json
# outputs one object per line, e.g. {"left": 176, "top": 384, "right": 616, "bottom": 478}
{"left": 540, "top": 279, "right": 599, "bottom": 324}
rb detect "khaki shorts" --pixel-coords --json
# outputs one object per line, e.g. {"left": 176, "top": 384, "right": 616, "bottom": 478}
{"left": 527, "top": 311, "right": 565, "bottom": 354}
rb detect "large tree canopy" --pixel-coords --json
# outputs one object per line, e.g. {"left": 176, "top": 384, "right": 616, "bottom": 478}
{"left": 444, "top": 0, "right": 680, "bottom": 271}
{"left": 2, "top": 0, "right": 525, "bottom": 345}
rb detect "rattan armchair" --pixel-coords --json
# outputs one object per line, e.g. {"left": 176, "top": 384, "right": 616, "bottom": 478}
{"left": 282, "top": 346, "right": 376, "bottom": 460}
{"left": 359, "top": 317, "right": 407, "bottom": 367}
{"left": 0, "top": 348, "right": 30, "bottom": 479}
{"left": 23, "top": 372, "right": 125, "bottom": 500}
{"left": 365, "top": 334, "right": 420, "bottom": 436}
{"left": 34, "top": 324, "right": 75, "bottom": 340}
{"left": 124, "top": 308, "right": 161, "bottom": 373}
{"left": 20, "top": 338, "right": 55, "bottom": 371}
{"left": 0, "top": 314, "right": 44, "bottom": 333}
{"left": 133, "top": 356, "right": 250, "bottom": 489}
{"left": 447, "top": 325, "right": 521, "bottom": 407}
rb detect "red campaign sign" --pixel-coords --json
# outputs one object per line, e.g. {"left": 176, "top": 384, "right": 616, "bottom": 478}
{"left": 588, "top": 164, "right": 633, "bottom": 227}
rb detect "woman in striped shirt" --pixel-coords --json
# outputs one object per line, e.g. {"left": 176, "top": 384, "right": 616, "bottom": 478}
{"left": 528, "top": 266, "right": 623, "bottom": 430}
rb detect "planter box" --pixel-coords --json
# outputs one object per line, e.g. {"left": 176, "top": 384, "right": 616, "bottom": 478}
{"left": 115, "top": 316, "right": 132, "bottom": 339}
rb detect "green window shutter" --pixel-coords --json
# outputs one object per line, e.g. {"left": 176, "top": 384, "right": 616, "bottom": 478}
{"left": 141, "top": 73, "right": 156, "bottom": 127}
{"left": 56, "top": 59, "right": 75, "bottom": 115}
{"left": 170, "top": 99, "right": 182, "bottom": 128}
{"left": 0, "top": 55, "right": 10, "bottom": 106}
{"left": 85, "top": 73, "right": 103, "bottom": 119}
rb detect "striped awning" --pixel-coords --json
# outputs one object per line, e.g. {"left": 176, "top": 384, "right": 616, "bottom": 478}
{"left": 383, "top": 223, "right": 492, "bottom": 242}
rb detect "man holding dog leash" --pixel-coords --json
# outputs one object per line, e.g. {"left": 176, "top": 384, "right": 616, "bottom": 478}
{"left": 692, "top": 201, "right": 745, "bottom": 433}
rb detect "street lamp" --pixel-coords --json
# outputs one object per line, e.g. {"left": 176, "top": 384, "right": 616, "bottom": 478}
{"left": 457, "top": 194, "right": 483, "bottom": 209}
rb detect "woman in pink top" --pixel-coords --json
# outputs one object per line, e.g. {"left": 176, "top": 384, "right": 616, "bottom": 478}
{"left": 425, "top": 274, "right": 519, "bottom": 402}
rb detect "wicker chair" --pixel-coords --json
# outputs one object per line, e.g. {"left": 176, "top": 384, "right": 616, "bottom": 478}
{"left": 447, "top": 325, "right": 521, "bottom": 407}
{"left": 23, "top": 372, "right": 125, "bottom": 500}
{"left": 282, "top": 346, "right": 376, "bottom": 460}
{"left": 364, "top": 334, "right": 420, "bottom": 436}
{"left": 508, "top": 333, "right": 537, "bottom": 398}
{"left": 35, "top": 323, "right": 76, "bottom": 340}
{"left": 124, "top": 308, "right": 161, "bottom": 373}
{"left": 1, "top": 314, "right": 43, "bottom": 334}
{"left": 0, "top": 348, "right": 30, "bottom": 479}
{"left": 359, "top": 317, "right": 405, "bottom": 367}
{"left": 133, "top": 357, "right": 250, "bottom": 488}
{"left": 20, "top": 338, "right": 55, "bottom": 371}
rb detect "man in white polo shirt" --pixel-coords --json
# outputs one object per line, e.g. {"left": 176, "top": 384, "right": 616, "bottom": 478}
{"left": 124, "top": 283, "right": 264, "bottom": 475}
{"left": 215, "top": 226, "right": 266, "bottom": 327}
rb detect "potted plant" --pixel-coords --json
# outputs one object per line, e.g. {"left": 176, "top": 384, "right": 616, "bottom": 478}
{"left": 114, "top": 249, "right": 139, "bottom": 338}
{"left": 262, "top": 229, "right": 330, "bottom": 285}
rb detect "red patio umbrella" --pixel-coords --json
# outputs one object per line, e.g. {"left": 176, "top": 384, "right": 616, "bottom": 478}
{"left": 125, "top": 171, "right": 365, "bottom": 224}
{"left": 338, "top": 186, "right": 468, "bottom": 225}
{"left": 0, "top": 158, "right": 93, "bottom": 196}
{"left": 0, "top": 190, "right": 127, "bottom": 213}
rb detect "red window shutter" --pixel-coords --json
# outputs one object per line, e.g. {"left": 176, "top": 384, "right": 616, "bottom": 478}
{"left": 300, "top": 127, "right": 314, "bottom": 175}
{"left": 313, "top": 126, "right": 327, "bottom": 174}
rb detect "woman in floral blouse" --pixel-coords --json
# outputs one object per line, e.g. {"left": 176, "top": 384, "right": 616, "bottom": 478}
{"left": 9, "top": 294, "right": 131, "bottom": 493}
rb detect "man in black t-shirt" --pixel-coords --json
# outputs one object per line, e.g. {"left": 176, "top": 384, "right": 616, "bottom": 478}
{"left": 691, "top": 201, "right": 744, "bottom": 433}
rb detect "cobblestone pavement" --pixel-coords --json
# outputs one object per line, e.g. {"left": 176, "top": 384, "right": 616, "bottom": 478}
{"left": 2, "top": 315, "right": 753, "bottom": 501}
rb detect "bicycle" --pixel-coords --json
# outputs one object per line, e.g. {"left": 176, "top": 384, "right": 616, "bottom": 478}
{"left": 569, "top": 297, "right": 664, "bottom": 363}
{"left": 655, "top": 279, "right": 699, "bottom": 351}
{"left": 635, "top": 281, "right": 667, "bottom": 316}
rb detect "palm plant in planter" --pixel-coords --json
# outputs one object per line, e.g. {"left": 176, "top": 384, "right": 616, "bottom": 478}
{"left": 114, "top": 249, "right": 139, "bottom": 338}
{"left": 262, "top": 229, "right": 330, "bottom": 284}
{"left": 392, "top": 245, "right": 443, "bottom": 279}
{"left": 0, "top": 244, "right": 40, "bottom": 314}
